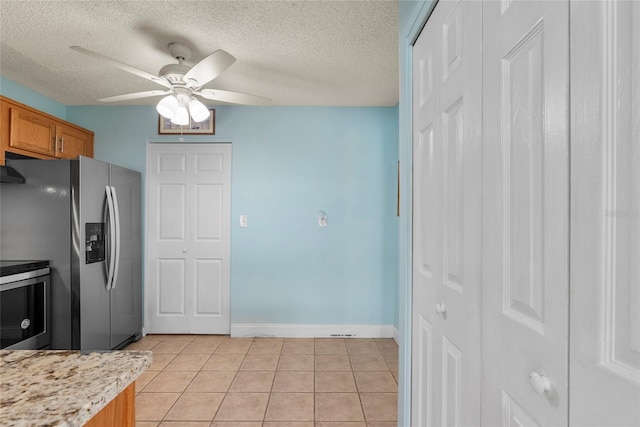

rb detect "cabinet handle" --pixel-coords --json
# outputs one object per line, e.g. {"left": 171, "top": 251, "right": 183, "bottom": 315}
{"left": 52, "top": 136, "right": 57, "bottom": 151}
{"left": 60, "top": 137, "right": 65, "bottom": 152}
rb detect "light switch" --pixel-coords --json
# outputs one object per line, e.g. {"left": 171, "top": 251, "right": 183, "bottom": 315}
{"left": 318, "top": 210, "right": 327, "bottom": 227}
{"left": 240, "top": 215, "right": 248, "bottom": 228}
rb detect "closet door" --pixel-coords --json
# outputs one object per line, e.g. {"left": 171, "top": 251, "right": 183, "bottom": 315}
{"left": 411, "top": 0, "right": 482, "bottom": 425}
{"left": 146, "top": 143, "right": 232, "bottom": 335}
{"left": 482, "top": 0, "right": 569, "bottom": 425}
{"left": 570, "top": 1, "right": 640, "bottom": 425}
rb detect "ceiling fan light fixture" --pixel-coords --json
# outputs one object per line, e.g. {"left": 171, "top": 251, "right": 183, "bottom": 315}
{"left": 71, "top": 43, "right": 271, "bottom": 111}
{"left": 171, "top": 105, "right": 190, "bottom": 126}
{"left": 188, "top": 98, "right": 210, "bottom": 123}
{"left": 156, "top": 95, "right": 179, "bottom": 119}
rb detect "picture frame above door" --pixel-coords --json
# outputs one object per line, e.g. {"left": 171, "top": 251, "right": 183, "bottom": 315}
{"left": 158, "top": 109, "right": 215, "bottom": 134}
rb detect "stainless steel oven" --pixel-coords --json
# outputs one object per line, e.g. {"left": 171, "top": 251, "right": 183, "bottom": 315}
{"left": 0, "top": 261, "right": 51, "bottom": 350}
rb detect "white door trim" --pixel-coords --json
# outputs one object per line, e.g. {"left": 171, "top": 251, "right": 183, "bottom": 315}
{"left": 398, "top": 2, "right": 440, "bottom": 424}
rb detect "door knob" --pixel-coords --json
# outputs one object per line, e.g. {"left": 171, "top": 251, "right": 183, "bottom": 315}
{"left": 435, "top": 302, "right": 446, "bottom": 315}
{"left": 529, "top": 371, "right": 551, "bottom": 395}
{"left": 182, "top": 248, "right": 188, "bottom": 253}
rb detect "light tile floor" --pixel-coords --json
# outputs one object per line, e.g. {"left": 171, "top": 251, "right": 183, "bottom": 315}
{"left": 126, "top": 335, "right": 399, "bottom": 427}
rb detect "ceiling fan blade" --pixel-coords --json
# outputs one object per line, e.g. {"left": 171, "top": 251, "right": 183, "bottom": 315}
{"left": 184, "top": 50, "right": 236, "bottom": 87}
{"left": 98, "top": 90, "right": 171, "bottom": 102}
{"left": 70, "top": 46, "right": 171, "bottom": 88}
{"left": 196, "top": 89, "right": 272, "bottom": 106}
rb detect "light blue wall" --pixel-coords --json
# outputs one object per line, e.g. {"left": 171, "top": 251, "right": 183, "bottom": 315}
{"left": 229, "top": 107, "right": 399, "bottom": 325}
{"left": 398, "top": 0, "right": 436, "bottom": 424}
{"left": 0, "top": 77, "right": 66, "bottom": 119}
{"left": 1, "top": 79, "right": 399, "bottom": 329}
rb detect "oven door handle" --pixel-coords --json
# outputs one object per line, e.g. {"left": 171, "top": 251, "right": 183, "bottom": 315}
{"left": 110, "top": 186, "right": 121, "bottom": 290}
{"left": 105, "top": 185, "right": 116, "bottom": 291}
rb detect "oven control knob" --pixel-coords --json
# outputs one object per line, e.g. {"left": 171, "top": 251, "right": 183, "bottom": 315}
{"left": 20, "top": 318, "right": 31, "bottom": 329}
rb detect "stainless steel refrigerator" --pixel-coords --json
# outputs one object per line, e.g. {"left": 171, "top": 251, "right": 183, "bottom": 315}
{"left": 0, "top": 156, "right": 142, "bottom": 350}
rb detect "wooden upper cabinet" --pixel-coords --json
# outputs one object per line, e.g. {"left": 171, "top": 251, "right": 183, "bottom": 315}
{"left": 9, "top": 107, "right": 57, "bottom": 156}
{"left": 55, "top": 124, "right": 89, "bottom": 159}
{"left": 1, "top": 96, "right": 94, "bottom": 164}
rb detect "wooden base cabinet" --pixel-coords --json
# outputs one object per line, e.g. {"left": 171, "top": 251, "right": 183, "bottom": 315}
{"left": 0, "top": 96, "right": 94, "bottom": 164}
{"left": 84, "top": 383, "right": 135, "bottom": 427}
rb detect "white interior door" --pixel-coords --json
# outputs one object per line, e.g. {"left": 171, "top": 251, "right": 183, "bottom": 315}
{"left": 146, "top": 143, "right": 231, "bottom": 334}
{"left": 411, "top": 0, "right": 483, "bottom": 424}
{"left": 570, "top": 1, "right": 640, "bottom": 425}
{"left": 482, "top": 0, "right": 570, "bottom": 425}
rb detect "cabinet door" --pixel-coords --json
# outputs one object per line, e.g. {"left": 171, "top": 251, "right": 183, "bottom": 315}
{"left": 9, "top": 107, "right": 56, "bottom": 156}
{"left": 55, "top": 124, "right": 88, "bottom": 159}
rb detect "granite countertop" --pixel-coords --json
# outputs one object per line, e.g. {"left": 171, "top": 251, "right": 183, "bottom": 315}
{"left": 0, "top": 349, "right": 152, "bottom": 427}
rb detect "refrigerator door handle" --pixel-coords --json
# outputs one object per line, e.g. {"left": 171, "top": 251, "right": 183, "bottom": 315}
{"left": 110, "top": 186, "right": 121, "bottom": 289}
{"left": 105, "top": 185, "right": 116, "bottom": 291}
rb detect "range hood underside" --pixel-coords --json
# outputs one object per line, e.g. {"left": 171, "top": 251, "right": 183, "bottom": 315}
{"left": 0, "top": 165, "right": 26, "bottom": 183}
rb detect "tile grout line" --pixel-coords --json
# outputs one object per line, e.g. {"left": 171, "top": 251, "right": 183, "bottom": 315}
{"left": 215, "top": 336, "right": 244, "bottom": 424}
{"left": 211, "top": 339, "right": 249, "bottom": 423}
{"left": 347, "top": 341, "right": 370, "bottom": 425}
{"left": 260, "top": 340, "right": 281, "bottom": 423}
{"left": 214, "top": 337, "right": 255, "bottom": 423}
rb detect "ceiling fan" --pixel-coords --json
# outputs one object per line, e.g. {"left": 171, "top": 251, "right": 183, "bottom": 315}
{"left": 70, "top": 42, "right": 271, "bottom": 125}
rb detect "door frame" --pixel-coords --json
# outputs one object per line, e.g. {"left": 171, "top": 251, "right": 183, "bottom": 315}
{"left": 399, "top": 1, "right": 440, "bottom": 425}
{"left": 143, "top": 139, "right": 233, "bottom": 336}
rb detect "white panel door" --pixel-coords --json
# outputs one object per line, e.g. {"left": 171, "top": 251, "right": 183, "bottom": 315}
{"left": 146, "top": 143, "right": 231, "bottom": 334}
{"left": 411, "top": 0, "right": 482, "bottom": 425}
{"left": 570, "top": 1, "right": 640, "bottom": 425}
{"left": 482, "top": 0, "right": 569, "bottom": 425}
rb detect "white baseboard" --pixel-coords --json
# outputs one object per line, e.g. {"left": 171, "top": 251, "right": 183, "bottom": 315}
{"left": 230, "top": 323, "right": 396, "bottom": 339}
{"left": 392, "top": 326, "right": 399, "bottom": 345}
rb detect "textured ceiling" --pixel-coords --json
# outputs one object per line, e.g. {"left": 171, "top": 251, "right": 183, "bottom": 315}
{"left": 0, "top": 0, "right": 399, "bottom": 107}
